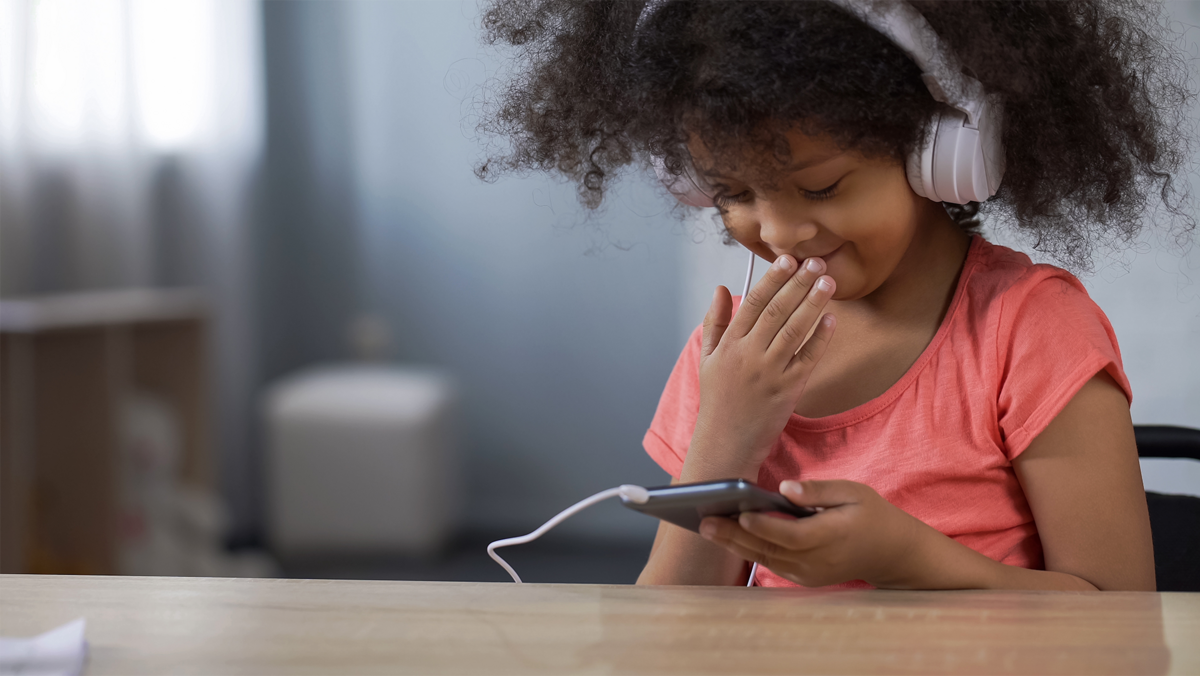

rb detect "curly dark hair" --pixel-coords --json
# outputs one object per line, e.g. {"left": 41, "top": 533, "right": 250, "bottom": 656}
{"left": 475, "top": 0, "right": 1195, "bottom": 269}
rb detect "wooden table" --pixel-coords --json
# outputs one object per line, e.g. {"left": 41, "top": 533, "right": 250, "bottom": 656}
{"left": 2, "top": 575, "right": 1197, "bottom": 675}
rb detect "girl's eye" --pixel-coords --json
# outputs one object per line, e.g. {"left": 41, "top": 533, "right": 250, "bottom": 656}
{"left": 713, "top": 191, "right": 751, "bottom": 209}
{"left": 802, "top": 180, "right": 841, "bottom": 201}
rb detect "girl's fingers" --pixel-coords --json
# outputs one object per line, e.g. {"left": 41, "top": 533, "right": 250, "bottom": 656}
{"left": 719, "top": 537, "right": 776, "bottom": 568}
{"left": 701, "top": 286, "right": 733, "bottom": 358}
{"left": 768, "top": 276, "right": 835, "bottom": 361}
{"left": 751, "top": 258, "right": 827, "bottom": 351}
{"left": 784, "top": 311, "right": 836, "bottom": 375}
{"left": 701, "top": 516, "right": 798, "bottom": 565}
{"left": 737, "top": 511, "right": 837, "bottom": 553}
{"left": 727, "top": 255, "right": 797, "bottom": 339}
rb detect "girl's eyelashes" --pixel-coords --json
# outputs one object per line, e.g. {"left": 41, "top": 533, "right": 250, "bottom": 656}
{"left": 710, "top": 183, "right": 752, "bottom": 209}
{"left": 712, "top": 191, "right": 750, "bottom": 209}
{"left": 802, "top": 179, "right": 841, "bottom": 201}
{"left": 710, "top": 178, "right": 842, "bottom": 209}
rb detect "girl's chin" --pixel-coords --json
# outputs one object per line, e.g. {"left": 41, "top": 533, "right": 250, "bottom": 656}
{"left": 835, "top": 277, "right": 889, "bottom": 302}
{"left": 825, "top": 269, "right": 869, "bottom": 302}
{"left": 823, "top": 260, "right": 851, "bottom": 298}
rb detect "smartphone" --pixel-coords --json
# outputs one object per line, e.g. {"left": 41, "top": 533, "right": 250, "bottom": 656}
{"left": 620, "top": 479, "right": 816, "bottom": 533}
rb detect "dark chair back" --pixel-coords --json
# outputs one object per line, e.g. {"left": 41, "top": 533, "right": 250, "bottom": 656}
{"left": 1134, "top": 425, "right": 1200, "bottom": 592}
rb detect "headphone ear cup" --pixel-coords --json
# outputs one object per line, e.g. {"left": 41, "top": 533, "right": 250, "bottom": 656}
{"left": 906, "top": 113, "right": 939, "bottom": 201}
{"left": 908, "top": 107, "right": 1001, "bottom": 205}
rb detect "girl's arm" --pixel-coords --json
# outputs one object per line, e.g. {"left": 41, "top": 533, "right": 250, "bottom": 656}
{"left": 880, "top": 370, "right": 1154, "bottom": 591}
{"left": 700, "top": 371, "right": 1156, "bottom": 591}
{"left": 639, "top": 254, "right": 838, "bottom": 586}
{"left": 995, "top": 369, "right": 1154, "bottom": 590}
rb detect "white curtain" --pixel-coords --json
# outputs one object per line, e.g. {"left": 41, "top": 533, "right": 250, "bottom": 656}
{"left": 0, "top": 0, "right": 263, "bottom": 533}
{"left": 0, "top": 0, "right": 261, "bottom": 292}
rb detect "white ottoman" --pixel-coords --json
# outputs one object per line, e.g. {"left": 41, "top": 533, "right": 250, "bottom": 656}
{"left": 265, "top": 365, "right": 459, "bottom": 556}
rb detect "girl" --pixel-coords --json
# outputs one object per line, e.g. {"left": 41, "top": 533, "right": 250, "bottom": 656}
{"left": 476, "top": 0, "right": 1193, "bottom": 590}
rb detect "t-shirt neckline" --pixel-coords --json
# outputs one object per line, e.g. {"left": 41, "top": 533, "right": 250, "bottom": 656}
{"left": 784, "top": 234, "right": 984, "bottom": 433}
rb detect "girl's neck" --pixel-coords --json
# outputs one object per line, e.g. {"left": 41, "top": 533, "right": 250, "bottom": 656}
{"left": 833, "top": 205, "right": 971, "bottom": 325}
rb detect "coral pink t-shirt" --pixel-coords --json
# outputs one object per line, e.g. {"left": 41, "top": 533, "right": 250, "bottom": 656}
{"left": 643, "top": 236, "right": 1131, "bottom": 589}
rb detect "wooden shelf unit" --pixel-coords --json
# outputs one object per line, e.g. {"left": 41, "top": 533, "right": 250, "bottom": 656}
{"left": 0, "top": 288, "right": 211, "bottom": 574}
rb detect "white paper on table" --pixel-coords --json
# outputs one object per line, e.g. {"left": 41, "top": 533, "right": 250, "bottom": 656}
{"left": 0, "top": 618, "right": 87, "bottom": 676}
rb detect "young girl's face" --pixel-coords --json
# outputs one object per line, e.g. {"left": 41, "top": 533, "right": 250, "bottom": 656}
{"left": 692, "top": 128, "right": 945, "bottom": 301}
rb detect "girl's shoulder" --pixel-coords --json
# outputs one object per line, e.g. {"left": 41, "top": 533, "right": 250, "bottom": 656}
{"left": 958, "top": 236, "right": 1103, "bottom": 338}
{"left": 954, "top": 237, "right": 1130, "bottom": 457}
{"left": 963, "top": 236, "right": 1087, "bottom": 303}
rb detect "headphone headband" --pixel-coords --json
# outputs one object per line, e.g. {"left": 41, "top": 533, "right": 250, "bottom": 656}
{"left": 824, "top": 0, "right": 984, "bottom": 125}
{"left": 637, "top": 0, "right": 986, "bottom": 125}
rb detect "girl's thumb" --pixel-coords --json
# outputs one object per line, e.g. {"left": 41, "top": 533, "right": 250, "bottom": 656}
{"left": 780, "top": 479, "right": 858, "bottom": 508}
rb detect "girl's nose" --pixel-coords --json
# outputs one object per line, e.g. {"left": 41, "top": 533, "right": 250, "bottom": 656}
{"left": 757, "top": 201, "right": 819, "bottom": 254}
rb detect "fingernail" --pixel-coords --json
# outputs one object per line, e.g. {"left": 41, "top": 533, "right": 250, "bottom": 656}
{"left": 822, "top": 314, "right": 835, "bottom": 328}
{"left": 738, "top": 513, "right": 752, "bottom": 528}
{"left": 805, "top": 258, "right": 823, "bottom": 273}
{"left": 699, "top": 521, "right": 716, "bottom": 538}
{"left": 816, "top": 277, "right": 833, "bottom": 291}
{"left": 781, "top": 480, "right": 803, "bottom": 495}
{"left": 775, "top": 256, "right": 793, "bottom": 271}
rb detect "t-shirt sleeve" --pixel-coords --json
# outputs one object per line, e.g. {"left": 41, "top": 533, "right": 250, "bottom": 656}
{"left": 643, "top": 324, "right": 705, "bottom": 479}
{"left": 995, "top": 270, "right": 1132, "bottom": 460}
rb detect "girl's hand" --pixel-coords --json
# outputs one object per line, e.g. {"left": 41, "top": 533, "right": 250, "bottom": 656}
{"left": 698, "top": 480, "right": 923, "bottom": 588}
{"left": 685, "top": 256, "right": 836, "bottom": 479}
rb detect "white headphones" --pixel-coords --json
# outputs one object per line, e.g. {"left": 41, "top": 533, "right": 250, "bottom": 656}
{"left": 642, "top": 0, "right": 1005, "bottom": 207}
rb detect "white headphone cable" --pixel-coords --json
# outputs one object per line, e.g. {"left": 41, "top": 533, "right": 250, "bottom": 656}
{"left": 488, "top": 484, "right": 758, "bottom": 587}
{"left": 488, "top": 485, "right": 648, "bottom": 583}
{"left": 741, "top": 250, "right": 755, "bottom": 300}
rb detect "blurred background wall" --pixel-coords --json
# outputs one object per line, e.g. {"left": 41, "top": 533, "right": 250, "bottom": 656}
{"left": 255, "top": 0, "right": 682, "bottom": 546}
{"left": 1, "top": 0, "right": 1197, "bottom": 581}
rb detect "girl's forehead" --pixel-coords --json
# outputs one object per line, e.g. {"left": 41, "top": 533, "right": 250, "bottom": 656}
{"left": 687, "top": 127, "right": 854, "bottom": 181}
